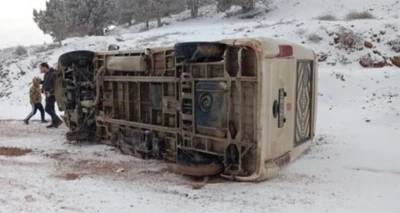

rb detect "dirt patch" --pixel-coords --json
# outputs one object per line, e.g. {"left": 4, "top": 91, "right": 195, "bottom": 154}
{"left": 48, "top": 151, "right": 69, "bottom": 159}
{"left": 24, "top": 195, "right": 36, "bottom": 203}
{"left": 0, "top": 147, "right": 32, "bottom": 157}
{"left": 349, "top": 167, "right": 400, "bottom": 176}
{"left": 56, "top": 173, "right": 81, "bottom": 181}
{"left": 187, "top": 176, "right": 228, "bottom": 190}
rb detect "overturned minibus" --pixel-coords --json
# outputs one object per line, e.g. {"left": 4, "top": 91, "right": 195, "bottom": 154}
{"left": 55, "top": 37, "right": 318, "bottom": 181}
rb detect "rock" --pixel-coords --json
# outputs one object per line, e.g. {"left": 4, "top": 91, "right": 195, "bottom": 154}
{"left": 317, "top": 52, "right": 328, "bottom": 62}
{"left": 373, "top": 50, "right": 381, "bottom": 55}
{"left": 373, "top": 61, "right": 386, "bottom": 68}
{"left": 116, "top": 168, "right": 125, "bottom": 173}
{"left": 391, "top": 56, "right": 400, "bottom": 68}
{"left": 24, "top": 195, "right": 36, "bottom": 203}
{"left": 380, "top": 31, "right": 386, "bottom": 35}
{"left": 365, "top": 119, "right": 371, "bottom": 123}
{"left": 364, "top": 41, "right": 373, "bottom": 48}
{"left": 334, "top": 37, "right": 340, "bottom": 44}
{"left": 359, "top": 54, "right": 388, "bottom": 68}
{"left": 63, "top": 173, "right": 80, "bottom": 181}
{"left": 327, "top": 61, "right": 337, "bottom": 66}
{"left": 377, "top": 38, "right": 381, "bottom": 43}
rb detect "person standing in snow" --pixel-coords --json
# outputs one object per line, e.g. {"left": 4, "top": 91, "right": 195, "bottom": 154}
{"left": 23, "top": 77, "right": 48, "bottom": 124}
{"left": 40, "top": 62, "right": 63, "bottom": 128}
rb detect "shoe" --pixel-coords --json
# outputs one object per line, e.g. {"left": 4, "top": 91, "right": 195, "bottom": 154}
{"left": 46, "top": 124, "right": 56, "bottom": 128}
{"left": 23, "top": 119, "right": 29, "bottom": 125}
{"left": 41, "top": 120, "right": 49, "bottom": 123}
{"left": 54, "top": 119, "right": 63, "bottom": 128}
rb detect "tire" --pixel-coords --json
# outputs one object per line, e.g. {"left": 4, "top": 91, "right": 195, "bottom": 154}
{"left": 174, "top": 42, "right": 227, "bottom": 62}
{"left": 58, "top": 51, "right": 95, "bottom": 68}
{"left": 176, "top": 150, "right": 224, "bottom": 177}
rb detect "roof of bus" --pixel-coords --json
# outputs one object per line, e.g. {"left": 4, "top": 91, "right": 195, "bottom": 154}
{"left": 221, "top": 37, "right": 316, "bottom": 60}
{"left": 96, "top": 37, "right": 315, "bottom": 60}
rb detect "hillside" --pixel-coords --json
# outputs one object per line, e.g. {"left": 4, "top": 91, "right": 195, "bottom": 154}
{"left": 0, "top": 0, "right": 399, "bottom": 212}
{"left": 1, "top": 0, "right": 399, "bottom": 116}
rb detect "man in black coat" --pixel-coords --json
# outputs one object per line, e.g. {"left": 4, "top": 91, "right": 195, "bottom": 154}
{"left": 40, "top": 62, "right": 63, "bottom": 128}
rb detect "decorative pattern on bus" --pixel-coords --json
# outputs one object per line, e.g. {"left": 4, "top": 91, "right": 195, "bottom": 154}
{"left": 295, "top": 61, "right": 313, "bottom": 145}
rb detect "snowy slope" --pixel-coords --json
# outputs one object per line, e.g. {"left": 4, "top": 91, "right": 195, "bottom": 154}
{"left": 0, "top": 0, "right": 399, "bottom": 212}
{"left": 0, "top": 0, "right": 399, "bottom": 116}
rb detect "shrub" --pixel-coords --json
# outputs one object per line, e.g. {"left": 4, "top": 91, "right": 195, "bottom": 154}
{"left": 345, "top": 11, "right": 375, "bottom": 20}
{"left": 317, "top": 14, "right": 337, "bottom": 21}
{"left": 14, "top": 46, "right": 28, "bottom": 56}
{"left": 295, "top": 28, "right": 307, "bottom": 36}
{"left": 339, "top": 55, "right": 352, "bottom": 65}
{"left": 334, "top": 28, "right": 363, "bottom": 51}
{"left": 33, "top": 43, "right": 60, "bottom": 54}
{"left": 307, "top": 33, "right": 323, "bottom": 43}
{"left": 387, "top": 37, "right": 400, "bottom": 53}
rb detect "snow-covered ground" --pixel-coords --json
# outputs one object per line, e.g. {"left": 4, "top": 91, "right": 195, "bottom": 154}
{"left": 0, "top": 0, "right": 399, "bottom": 212}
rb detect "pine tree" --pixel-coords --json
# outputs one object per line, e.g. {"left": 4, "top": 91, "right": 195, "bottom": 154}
{"left": 188, "top": 0, "right": 199, "bottom": 18}
{"left": 87, "top": 0, "right": 116, "bottom": 35}
{"left": 150, "top": 0, "right": 186, "bottom": 27}
{"left": 69, "top": 0, "right": 116, "bottom": 36}
{"left": 217, "top": 0, "right": 255, "bottom": 13}
{"left": 33, "top": 0, "right": 70, "bottom": 45}
{"left": 132, "top": 0, "right": 152, "bottom": 29}
{"left": 117, "top": 0, "right": 135, "bottom": 26}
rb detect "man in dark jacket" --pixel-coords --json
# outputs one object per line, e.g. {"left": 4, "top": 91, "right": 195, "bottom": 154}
{"left": 40, "top": 62, "right": 63, "bottom": 128}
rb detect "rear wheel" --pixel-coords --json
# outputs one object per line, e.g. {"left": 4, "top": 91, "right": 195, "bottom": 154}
{"left": 58, "top": 51, "right": 95, "bottom": 67}
{"left": 174, "top": 42, "right": 227, "bottom": 63}
{"left": 176, "top": 150, "right": 224, "bottom": 177}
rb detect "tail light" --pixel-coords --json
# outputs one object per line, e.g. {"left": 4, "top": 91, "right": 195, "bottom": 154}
{"left": 277, "top": 45, "right": 293, "bottom": 57}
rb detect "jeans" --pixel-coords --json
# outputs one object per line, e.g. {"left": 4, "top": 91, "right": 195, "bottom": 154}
{"left": 45, "top": 95, "right": 61, "bottom": 124}
{"left": 25, "top": 103, "right": 45, "bottom": 121}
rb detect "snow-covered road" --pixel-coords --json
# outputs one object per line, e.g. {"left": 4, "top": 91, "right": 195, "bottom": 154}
{"left": 1, "top": 67, "right": 399, "bottom": 213}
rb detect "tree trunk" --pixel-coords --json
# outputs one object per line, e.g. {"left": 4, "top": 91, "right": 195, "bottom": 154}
{"left": 241, "top": 0, "right": 255, "bottom": 13}
{"left": 157, "top": 16, "right": 162, "bottom": 27}
{"left": 190, "top": 0, "right": 199, "bottom": 18}
{"left": 146, "top": 20, "right": 149, "bottom": 29}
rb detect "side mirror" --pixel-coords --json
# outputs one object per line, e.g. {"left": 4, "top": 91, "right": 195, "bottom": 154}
{"left": 108, "top": 44, "right": 120, "bottom": 51}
